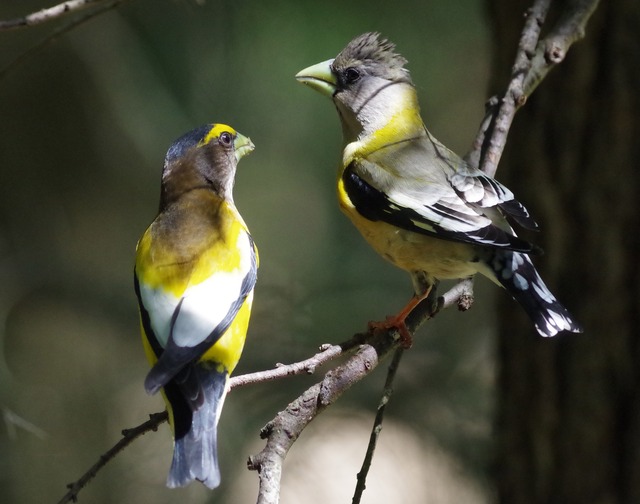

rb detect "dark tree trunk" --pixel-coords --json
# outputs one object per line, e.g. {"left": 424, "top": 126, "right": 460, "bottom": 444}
{"left": 487, "top": 1, "right": 640, "bottom": 503}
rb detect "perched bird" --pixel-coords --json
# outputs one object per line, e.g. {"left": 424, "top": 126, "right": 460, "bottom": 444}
{"left": 134, "top": 123, "right": 258, "bottom": 488}
{"left": 296, "top": 32, "right": 581, "bottom": 339}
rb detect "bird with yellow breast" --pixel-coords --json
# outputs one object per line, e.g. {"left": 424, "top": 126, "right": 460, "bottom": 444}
{"left": 296, "top": 32, "right": 581, "bottom": 340}
{"left": 134, "top": 123, "right": 258, "bottom": 488}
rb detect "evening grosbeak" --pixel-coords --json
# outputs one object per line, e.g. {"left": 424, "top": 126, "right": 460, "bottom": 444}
{"left": 134, "top": 124, "right": 258, "bottom": 488}
{"left": 296, "top": 32, "right": 581, "bottom": 338}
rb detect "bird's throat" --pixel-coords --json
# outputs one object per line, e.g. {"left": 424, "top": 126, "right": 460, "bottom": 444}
{"left": 341, "top": 86, "right": 424, "bottom": 163}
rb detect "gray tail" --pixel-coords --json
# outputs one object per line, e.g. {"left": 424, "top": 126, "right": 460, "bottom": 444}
{"left": 166, "top": 365, "right": 228, "bottom": 489}
{"left": 489, "top": 251, "right": 582, "bottom": 337}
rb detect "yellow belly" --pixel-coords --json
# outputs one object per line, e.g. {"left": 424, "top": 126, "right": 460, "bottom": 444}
{"left": 340, "top": 203, "right": 479, "bottom": 280}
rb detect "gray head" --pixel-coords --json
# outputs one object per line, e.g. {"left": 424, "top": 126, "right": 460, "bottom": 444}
{"left": 296, "top": 33, "right": 416, "bottom": 141}
{"left": 331, "top": 32, "right": 411, "bottom": 85}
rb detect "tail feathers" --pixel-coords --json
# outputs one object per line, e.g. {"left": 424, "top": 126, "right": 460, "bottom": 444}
{"left": 166, "top": 366, "right": 228, "bottom": 489}
{"left": 487, "top": 251, "right": 582, "bottom": 337}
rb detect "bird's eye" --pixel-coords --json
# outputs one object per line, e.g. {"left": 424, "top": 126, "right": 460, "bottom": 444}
{"left": 344, "top": 67, "right": 361, "bottom": 84}
{"left": 219, "top": 132, "right": 233, "bottom": 146}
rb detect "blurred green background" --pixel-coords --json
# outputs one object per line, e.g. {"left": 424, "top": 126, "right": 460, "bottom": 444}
{"left": 0, "top": 1, "right": 498, "bottom": 502}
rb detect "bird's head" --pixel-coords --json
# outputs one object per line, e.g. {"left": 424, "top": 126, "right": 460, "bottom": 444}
{"left": 160, "top": 124, "right": 254, "bottom": 208}
{"left": 296, "top": 33, "right": 416, "bottom": 142}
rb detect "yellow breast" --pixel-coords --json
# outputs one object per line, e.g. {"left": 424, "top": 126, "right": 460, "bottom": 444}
{"left": 336, "top": 177, "right": 478, "bottom": 280}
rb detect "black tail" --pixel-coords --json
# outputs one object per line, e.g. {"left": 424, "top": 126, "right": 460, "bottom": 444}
{"left": 487, "top": 251, "right": 582, "bottom": 337}
{"left": 165, "top": 364, "right": 228, "bottom": 489}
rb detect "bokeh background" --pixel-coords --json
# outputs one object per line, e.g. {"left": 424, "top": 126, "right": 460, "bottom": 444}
{"left": 1, "top": 1, "right": 501, "bottom": 502}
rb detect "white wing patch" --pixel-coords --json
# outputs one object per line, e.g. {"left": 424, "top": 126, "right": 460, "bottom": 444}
{"left": 139, "top": 284, "right": 180, "bottom": 349}
{"left": 389, "top": 187, "right": 492, "bottom": 233}
{"left": 171, "top": 269, "right": 245, "bottom": 348}
{"left": 139, "top": 231, "right": 254, "bottom": 351}
{"left": 449, "top": 171, "right": 515, "bottom": 208}
{"left": 171, "top": 230, "right": 254, "bottom": 349}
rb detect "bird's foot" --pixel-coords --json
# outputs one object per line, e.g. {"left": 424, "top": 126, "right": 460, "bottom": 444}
{"left": 368, "top": 316, "right": 413, "bottom": 348}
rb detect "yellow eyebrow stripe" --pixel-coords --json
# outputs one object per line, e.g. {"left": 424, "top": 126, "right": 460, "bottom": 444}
{"left": 200, "top": 123, "right": 237, "bottom": 146}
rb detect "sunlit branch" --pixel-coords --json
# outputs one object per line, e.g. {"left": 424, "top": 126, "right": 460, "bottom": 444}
{"left": 55, "top": 412, "right": 168, "bottom": 504}
{"left": 522, "top": 0, "right": 600, "bottom": 96}
{"left": 229, "top": 341, "right": 358, "bottom": 389}
{"left": 247, "top": 280, "right": 472, "bottom": 504}
{"left": 0, "top": 0, "right": 131, "bottom": 81}
{"left": 247, "top": 0, "right": 601, "bottom": 500}
{"left": 0, "top": 0, "right": 109, "bottom": 30}
{"left": 475, "top": 0, "right": 600, "bottom": 177}
{"left": 477, "top": 0, "right": 551, "bottom": 177}
{"left": 50, "top": 2, "right": 601, "bottom": 503}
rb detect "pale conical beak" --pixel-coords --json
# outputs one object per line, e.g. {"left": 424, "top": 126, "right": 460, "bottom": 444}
{"left": 295, "top": 59, "right": 337, "bottom": 97}
{"left": 234, "top": 133, "right": 255, "bottom": 162}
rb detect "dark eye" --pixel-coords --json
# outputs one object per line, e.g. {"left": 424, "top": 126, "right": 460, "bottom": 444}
{"left": 219, "top": 132, "right": 233, "bottom": 146}
{"left": 344, "top": 67, "right": 361, "bottom": 84}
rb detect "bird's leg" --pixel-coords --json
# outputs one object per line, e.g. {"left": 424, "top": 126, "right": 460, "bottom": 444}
{"left": 368, "top": 284, "right": 433, "bottom": 349}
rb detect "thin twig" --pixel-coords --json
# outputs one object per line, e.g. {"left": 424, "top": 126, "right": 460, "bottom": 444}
{"left": 463, "top": 95, "right": 499, "bottom": 170}
{"left": 350, "top": 281, "right": 475, "bottom": 502}
{"left": 2, "top": 406, "right": 48, "bottom": 440}
{"left": 51, "top": 3, "right": 600, "bottom": 501}
{"left": 229, "top": 341, "right": 358, "bottom": 389}
{"left": 352, "top": 347, "right": 405, "bottom": 504}
{"left": 476, "top": 0, "right": 599, "bottom": 177}
{"left": 479, "top": 0, "right": 551, "bottom": 177}
{"left": 0, "top": 0, "right": 107, "bottom": 30}
{"left": 56, "top": 412, "right": 168, "bottom": 504}
{"left": 247, "top": 279, "right": 472, "bottom": 504}
{"left": 247, "top": 1, "right": 602, "bottom": 499}
{"left": 0, "top": 0, "right": 131, "bottom": 82}
{"left": 522, "top": 0, "right": 600, "bottom": 95}
{"left": 52, "top": 278, "right": 473, "bottom": 504}
{"left": 52, "top": 336, "right": 361, "bottom": 504}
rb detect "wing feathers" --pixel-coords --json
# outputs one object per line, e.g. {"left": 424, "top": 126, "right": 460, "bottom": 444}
{"left": 450, "top": 170, "right": 538, "bottom": 228}
{"left": 498, "top": 199, "right": 539, "bottom": 230}
{"left": 343, "top": 164, "right": 537, "bottom": 253}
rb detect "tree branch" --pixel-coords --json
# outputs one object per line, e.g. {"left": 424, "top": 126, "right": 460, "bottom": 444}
{"left": 476, "top": 0, "right": 599, "bottom": 177}
{"left": 247, "top": 280, "right": 473, "bottom": 504}
{"left": 51, "top": 2, "right": 600, "bottom": 502}
{"left": 229, "top": 340, "right": 359, "bottom": 389}
{"left": 53, "top": 280, "right": 474, "bottom": 504}
{"left": 0, "top": 0, "right": 131, "bottom": 81}
{"left": 56, "top": 412, "right": 168, "bottom": 504}
{"left": 246, "top": 339, "right": 396, "bottom": 504}
{"left": 0, "top": 0, "right": 109, "bottom": 30}
{"left": 352, "top": 347, "right": 405, "bottom": 504}
{"left": 478, "top": 0, "right": 551, "bottom": 177}
{"left": 246, "top": 1, "right": 601, "bottom": 500}
{"left": 522, "top": 0, "right": 601, "bottom": 95}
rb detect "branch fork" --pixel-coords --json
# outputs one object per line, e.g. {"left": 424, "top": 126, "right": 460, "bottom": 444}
{"left": 39, "top": 1, "right": 600, "bottom": 502}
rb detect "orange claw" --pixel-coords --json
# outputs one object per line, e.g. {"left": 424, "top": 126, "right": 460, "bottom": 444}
{"left": 368, "top": 286, "right": 433, "bottom": 348}
{"left": 368, "top": 315, "right": 414, "bottom": 348}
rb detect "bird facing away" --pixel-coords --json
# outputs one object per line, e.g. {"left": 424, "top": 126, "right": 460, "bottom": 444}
{"left": 134, "top": 123, "right": 258, "bottom": 488}
{"left": 296, "top": 32, "right": 581, "bottom": 339}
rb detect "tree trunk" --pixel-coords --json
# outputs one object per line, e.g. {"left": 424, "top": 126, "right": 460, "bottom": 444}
{"left": 487, "top": 1, "right": 640, "bottom": 503}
